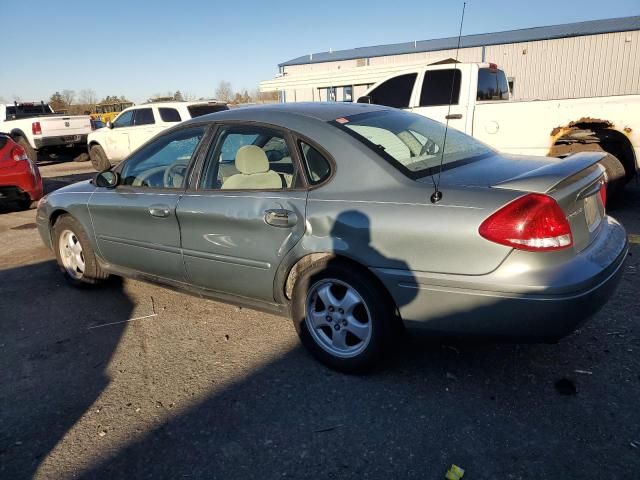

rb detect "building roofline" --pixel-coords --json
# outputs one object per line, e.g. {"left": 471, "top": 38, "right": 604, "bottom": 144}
{"left": 279, "top": 15, "right": 640, "bottom": 67}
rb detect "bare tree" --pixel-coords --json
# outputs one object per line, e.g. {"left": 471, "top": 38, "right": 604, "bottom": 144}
{"left": 61, "top": 89, "right": 76, "bottom": 107}
{"left": 182, "top": 91, "right": 197, "bottom": 101}
{"left": 79, "top": 89, "right": 97, "bottom": 107}
{"left": 215, "top": 81, "right": 233, "bottom": 103}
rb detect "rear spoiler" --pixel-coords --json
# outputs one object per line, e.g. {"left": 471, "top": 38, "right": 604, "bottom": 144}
{"left": 493, "top": 151, "right": 607, "bottom": 194}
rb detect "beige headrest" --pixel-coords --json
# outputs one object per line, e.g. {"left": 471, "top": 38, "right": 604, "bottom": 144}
{"left": 235, "top": 145, "right": 269, "bottom": 174}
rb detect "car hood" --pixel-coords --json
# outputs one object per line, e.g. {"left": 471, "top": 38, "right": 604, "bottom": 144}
{"left": 420, "top": 152, "right": 607, "bottom": 193}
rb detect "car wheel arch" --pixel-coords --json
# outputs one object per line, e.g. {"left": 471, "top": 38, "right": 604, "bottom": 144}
{"left": 280, "top": 252, "right": 401, "bottom": 319}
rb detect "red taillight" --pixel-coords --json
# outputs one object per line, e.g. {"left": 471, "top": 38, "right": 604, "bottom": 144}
{"left": 489, "top": 62, "right": 498, "bottom": 71}
{"left": 11, "top": 145, "right": 28, "bottom": 162}
{"left": 599, "top": 181, "right": 607, "bottom": 208}
{"left": 479, "top": 193, "right": 573, "bottom": 251}
{"left": 32, "top": 121, "right": 42, "bottom": 135}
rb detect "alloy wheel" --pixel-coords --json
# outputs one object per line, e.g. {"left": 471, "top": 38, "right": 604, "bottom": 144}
{"left": 304, "top": 278, "right": 372, "bottom": 358}
{"left": 59, "top": 229, "right": 85, "bottom": 279}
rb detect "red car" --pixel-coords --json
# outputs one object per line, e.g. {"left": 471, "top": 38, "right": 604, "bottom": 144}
{"left": 0, "top": 133, "right": 43, "bottom": 210}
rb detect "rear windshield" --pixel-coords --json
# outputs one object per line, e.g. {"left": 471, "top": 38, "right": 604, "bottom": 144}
{"left": 332, "top": 110, "right": 493, "bottom": 178}
{"left": 187, "top": 104, "right": 229, "bottom": 118}
{"left": 477, "top": 68, "right": 510, "bottom": 101}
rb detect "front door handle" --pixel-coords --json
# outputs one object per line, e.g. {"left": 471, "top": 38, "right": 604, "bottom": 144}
{"left": 264, "top": 208, "right": 297, "bottom": 228}
{"left": 148, "top": 204, "right": 170, "bottom": 218}
{"left": 445, "top": 113, "right": 463, "bottom": 120}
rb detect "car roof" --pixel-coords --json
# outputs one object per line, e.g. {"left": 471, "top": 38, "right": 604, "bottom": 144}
{"left": 191, "top": 102, "right": 391, "bottom": 123}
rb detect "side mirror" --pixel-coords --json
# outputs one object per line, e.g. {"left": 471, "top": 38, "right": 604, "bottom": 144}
{"left": 106, "top": 121, "right": 114, "bottom": 129}
{"left": 357, "top": 96, "right": 372, "bottom": 104}
{"left": 95, "top": 170, "right": 119, "bottom": 188}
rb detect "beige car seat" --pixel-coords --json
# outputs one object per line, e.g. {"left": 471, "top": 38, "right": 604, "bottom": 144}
{"left": 222, "top": 145, "right": 282, "bottom": 190}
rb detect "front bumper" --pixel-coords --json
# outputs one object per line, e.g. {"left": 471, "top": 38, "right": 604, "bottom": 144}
{"left": 34, "top": 134, "right": 88, "bottom": 149}
{"left": 374, "top": 216, "right": 628, "bottom": 340}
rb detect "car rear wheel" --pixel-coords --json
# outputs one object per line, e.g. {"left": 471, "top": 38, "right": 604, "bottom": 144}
{"left": 89, "top": 144, "right": 111, "bottom": 171}
{"left": 16, "top": 198, "right": 32, "bottom": 211}
{"left": 291, "top": 259, "right": 396, "bottom": 373}
{"left": 53, "top": 215, "right": 108, "bottom": 286}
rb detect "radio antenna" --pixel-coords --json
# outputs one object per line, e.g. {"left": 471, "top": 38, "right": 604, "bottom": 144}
{"left": 431, "top": 1, "right": 466, "bottom": 204}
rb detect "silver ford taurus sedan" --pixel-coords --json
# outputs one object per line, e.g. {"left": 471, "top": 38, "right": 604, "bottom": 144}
{"left": 36, "top": 103, "right": 628, "bottom": 372}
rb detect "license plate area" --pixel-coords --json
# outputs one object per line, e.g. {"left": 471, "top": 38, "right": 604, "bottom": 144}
{"left": 584, "top": 193, "right": 603, "bottom": 233}
{"left": 62, "top": 135, "right": 81, "bottom": 143}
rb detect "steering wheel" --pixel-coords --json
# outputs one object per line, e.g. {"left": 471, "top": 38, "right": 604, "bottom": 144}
{"left": 163, "top": 163, "right": 188, "bottom": 188}
{"left": 419, "top": 139, "right": 439, "bottom": 156}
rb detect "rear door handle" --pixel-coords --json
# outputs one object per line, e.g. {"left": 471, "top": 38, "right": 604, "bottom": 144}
{"left": 148, "top": 204, "right": 170, "bottom": 218}
{"left": 264, "top": 208, "right": 297, "bottom": 228}
{"left": 445, "top": 113, "right": 463, "bottom": 120}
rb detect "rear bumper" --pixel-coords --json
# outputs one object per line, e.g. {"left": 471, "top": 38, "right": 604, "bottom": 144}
{"left": 374, "top": 216, "right": 628, "bottom": 340}
{"left": 0, "top": 162, "right": 43, "bottom": 202}
{"left": 34, "top": 134, "right": 88, "bottom": 149}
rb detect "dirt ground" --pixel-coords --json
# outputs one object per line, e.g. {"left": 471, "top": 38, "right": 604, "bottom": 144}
{"left": 1, "top": 159, "right": 639, "bottom": 479}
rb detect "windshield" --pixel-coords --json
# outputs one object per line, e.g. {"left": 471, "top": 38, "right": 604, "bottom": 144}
{"left": 332, "top": 110, "right": 493, "bottom": 178}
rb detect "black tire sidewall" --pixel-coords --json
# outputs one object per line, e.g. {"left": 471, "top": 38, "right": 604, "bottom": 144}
{"left": 90, "top": 145, "right": 110, "bottom": 171}
{"left": 52, "top": 215, "right": 104, "bottom": 286}
{"left": 291, "top": 260, "right": 395, "bottom": 373}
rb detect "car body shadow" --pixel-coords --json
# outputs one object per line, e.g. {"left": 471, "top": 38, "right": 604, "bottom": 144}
{"left": 73, "top": 208, "right": 636, "bottom": 479}
{"left": 0, "top": 261, "right": 132, "bottom": 478}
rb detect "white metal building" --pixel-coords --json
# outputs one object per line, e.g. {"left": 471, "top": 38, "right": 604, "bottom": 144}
{"left": 260, "top": 16, "right": 640, "bottom": 103}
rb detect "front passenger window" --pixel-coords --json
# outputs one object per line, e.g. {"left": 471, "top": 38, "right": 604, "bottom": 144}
{"left": 120, "top": 126, "right": 205, "bottom": 188}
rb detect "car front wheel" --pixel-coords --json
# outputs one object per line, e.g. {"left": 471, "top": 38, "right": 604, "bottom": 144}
{"left": 53, "top": 215, "right": 108, "bottom": 286}
{"left": 291, "top": 259, "right": 396, "bottom": 373}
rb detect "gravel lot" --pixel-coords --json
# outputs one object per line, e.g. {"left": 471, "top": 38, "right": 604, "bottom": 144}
{"left": 1, "top": 159, "right": 638, "bottom": 479}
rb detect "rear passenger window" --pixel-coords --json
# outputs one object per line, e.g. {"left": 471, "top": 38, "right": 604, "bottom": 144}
{"left": 365, "top": 73, "right": 417, "bottom": 109}
{"left": 133, "top": 108, "right": 155, "bottom": 125}
{"left": 419, "top": 69, "right": 461, "bottom": 106}
{"left": 159, "top": 108, "right": 182, "bottom": 122}
{"left": 477, "top": 68, "right": 510, "bottom": 101}
{"left": 300, "top": 142, "right": 331, "bottom": 185}
{"left": 200, "top": 127, "right": 297, "bottom": 191}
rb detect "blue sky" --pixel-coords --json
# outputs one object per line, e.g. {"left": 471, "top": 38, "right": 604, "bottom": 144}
{"left": 1, "top": 0, "right": 638, "bottom": 103}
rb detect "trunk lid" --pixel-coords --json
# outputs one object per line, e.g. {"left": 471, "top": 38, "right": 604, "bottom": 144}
{"left": 422, "top": 151, "right": 607, "bottom": 253}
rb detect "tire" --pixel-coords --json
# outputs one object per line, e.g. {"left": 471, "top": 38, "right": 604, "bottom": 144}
{"left": 89, "top": 144, "right": 111, "bottom": 171}
{"left": 16, "top": 198, "right": 32, "bottom": 211}
{"left": 598, "top": 153, "right": 626, "bottom": 202}
{"left": 291, "top": 259, "right": 397, "bottom": 373}
{"left": 73, "top": 151, "right": 90, "bottom": 162}
{"left": 15, "top": 136, "right": 37, "bottom": 163}
{"left": 52, "top": 215, "right": 108, "bottom": 286}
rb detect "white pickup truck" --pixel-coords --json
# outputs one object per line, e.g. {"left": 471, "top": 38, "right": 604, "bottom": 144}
{"left": 358, "top": 62, "right": 639, "bottom": 198}
{"left": 0, "top": 102, "right": 92, "bottom": 162}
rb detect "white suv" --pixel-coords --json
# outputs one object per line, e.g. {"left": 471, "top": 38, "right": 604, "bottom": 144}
{"left": 87, "top": 100, "right": 227, "bottom": 170}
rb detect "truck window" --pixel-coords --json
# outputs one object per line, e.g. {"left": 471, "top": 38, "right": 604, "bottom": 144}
{"left": 366, "top": 73, "right": 417, "bottom": 109}
{"left": 133, "top": 108, "right": 155, "bottom": 126}
{"left": 187, "top": 104, "right": 229, "bottom": 118}
{"left": 477, "top": 68, "right": 509, "bottom": 101}
{"left": 159, "top": 108, "right": 182, "bottom": 122}
{"left": 419, "top": 69, "right": 461, "bottom": 107}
